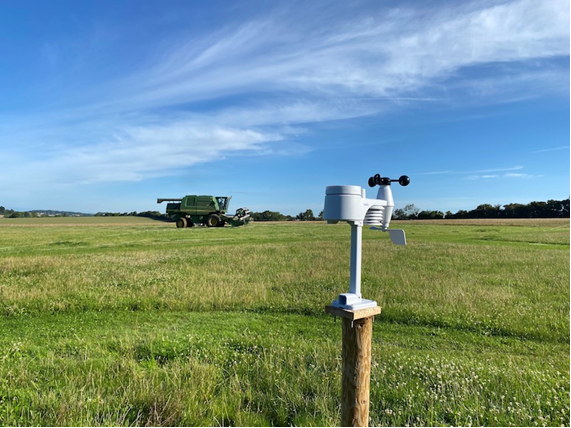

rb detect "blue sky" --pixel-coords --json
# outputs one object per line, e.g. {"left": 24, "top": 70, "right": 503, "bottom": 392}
{"left": 0, "top": 0, "right": 569, "bottom": 215}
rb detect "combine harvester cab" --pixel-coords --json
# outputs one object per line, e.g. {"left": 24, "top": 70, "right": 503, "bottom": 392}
{"left": 157, "top": 195, "right": 251, "bottom": 228}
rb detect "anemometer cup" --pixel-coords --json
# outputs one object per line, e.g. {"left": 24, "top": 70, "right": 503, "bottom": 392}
{"left": 397, "top": 175, "right": 410, "bottom": 186}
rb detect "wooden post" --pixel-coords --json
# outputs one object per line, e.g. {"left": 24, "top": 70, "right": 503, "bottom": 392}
{"left": 326, "top": 305, "right": 381, "bottom": 427}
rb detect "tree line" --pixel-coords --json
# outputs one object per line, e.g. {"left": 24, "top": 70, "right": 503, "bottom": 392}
{"left": 0, "top": 207, "right": 86, "bottom": 218}
{"left": 253, "top": 198, "right": 570, "bottom": 221}
{"left": 393, "top": 198, "right": 570, "bottom": 220}
{"left": 2, "top": 198, "right": 569, "bottom": 221}
{"left": 250, "top": 209, "right": 320, "bottom": 221}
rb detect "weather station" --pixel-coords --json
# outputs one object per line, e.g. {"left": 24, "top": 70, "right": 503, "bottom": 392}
{"left": 324, "top": 173, "right": 410, "bottom": 310}
{"left": 323, "top": 173, "right": 410, "bottom": 427}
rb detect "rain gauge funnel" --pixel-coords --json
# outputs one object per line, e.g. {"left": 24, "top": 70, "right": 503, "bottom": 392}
{"left": 323, "top": 174, "right": 409, "bottom": 310}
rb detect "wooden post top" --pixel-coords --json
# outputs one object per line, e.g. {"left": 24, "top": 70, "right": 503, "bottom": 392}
{"left": 325, "top": 305, "right": 381, "bottom": 321}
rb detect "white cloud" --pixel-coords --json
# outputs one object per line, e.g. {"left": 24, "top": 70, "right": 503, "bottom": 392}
{"left": 504, "top": 173, "right": 544, "bottom": 179}
{"left": 422, "top": 166, "right": 545, "bottom": 181}
{"left": 0, "top": 0, "right": 567, "bottom": 190}
{"left": 532, "top": 145, "right": 570, "bottom": 153}
{"left": 475, "top": 166, "right": 524, "bottom": 173}
{"left": 50, "top": 0, "right": 565, "bottom": 119}
{"left": 467, "top": 171, "right": 543, "bottom": 180}
{"left": 72, "top": 123, "right": 275, "bottom": 183}
{"left": 1, "top": 121, "right": 282, "bottom": 188}
{"left": 420, "top": 166, "right": 524, "bottom": 175}
{"left": 115, "top": 0, "right": 568, "bottom": 108}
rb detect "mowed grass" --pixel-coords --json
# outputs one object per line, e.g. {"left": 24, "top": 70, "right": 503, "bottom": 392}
{"left": 0, "top": 218, "right": 569, "bottom": 426}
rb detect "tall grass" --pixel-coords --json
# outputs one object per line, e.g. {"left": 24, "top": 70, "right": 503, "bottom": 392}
{"left": 0, "top": 218, "right": 569, "bottom": 426}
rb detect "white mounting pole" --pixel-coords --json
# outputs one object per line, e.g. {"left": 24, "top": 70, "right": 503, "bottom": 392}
{"left": 349, "top": 221, "right": 363, "bottom": 298}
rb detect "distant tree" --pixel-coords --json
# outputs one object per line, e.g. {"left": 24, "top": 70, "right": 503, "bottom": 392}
{"left": 501, "top": 203, "right": 525, "bottom": 218}
{"left": 472, "top": 204, "right": 500, "bottom": 218}
{"left": 305, "top": 209, "right": 315, "bottom": 221}
{"left": 417, "top": 210, "right": 444, "bottom": 219}
{"left": 443, "top": 198, "right": 570, "bottom": 220}
{"left": 296, "top": 209, "right": 315, "bottom": 221}
{"left": 0, "top": 206, "right": 4, "bottom": 214}
{"left": 251, "top": 210, "right": 291, "bottom": 221}
{"left": 544, "top": 200, "right": 562, "bottom": 218}
{"left": 527, "top": 201, "right": 548, "bottom": 218}
{"left": 558, "top": 198, "right": 570, "bottom": 217}
{"left": 393, "top": 208, "right": 406, "bottom": 220}
{"left": 393, "top": 204, "right": 419, "bottom": 220}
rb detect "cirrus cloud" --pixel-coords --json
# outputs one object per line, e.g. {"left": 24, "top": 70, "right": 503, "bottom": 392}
{"left": 0, "top": 0, "right": 568, "bottom": 192}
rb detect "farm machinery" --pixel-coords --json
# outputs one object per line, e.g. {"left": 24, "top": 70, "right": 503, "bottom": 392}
{"left": 157, "top": 195, "right": 251, "bottom": 228}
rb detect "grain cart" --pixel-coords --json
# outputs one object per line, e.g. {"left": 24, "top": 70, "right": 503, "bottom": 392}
{"left": 157, "top": 195, "right": 251, "bottom": 228}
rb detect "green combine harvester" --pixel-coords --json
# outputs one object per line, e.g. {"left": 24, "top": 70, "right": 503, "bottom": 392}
{"left": 157, "top": 195, "right": 251, "bottom": 228}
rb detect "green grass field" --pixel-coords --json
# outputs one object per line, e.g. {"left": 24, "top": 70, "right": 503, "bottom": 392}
{"left": 0, "top": 217, "right": 569, "bottom": 426}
